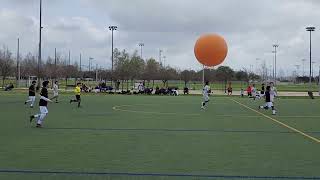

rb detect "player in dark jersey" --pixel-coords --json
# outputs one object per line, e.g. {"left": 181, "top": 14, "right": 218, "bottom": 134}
{"left": 24, "top": 81, "right": 37, "bottom": 108}
{"left": 30, "top": 81, "right": 52, "bottom": 128}
{"left": 259, "top": 86, "right": 276, "bottom": 115}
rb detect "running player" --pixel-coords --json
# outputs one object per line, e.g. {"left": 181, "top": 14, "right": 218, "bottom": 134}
{"left": 24, "top": 81, "right": 37, "bottom": 108}
{"left": 51, "top": 81, "right": 59, "bottom": 103}
{"left": 70, "top": 83, "right": 81, "bottom": 108}
{"left": 259, "top": 85, "right": 276, "bottom": 115}
{"left": 30, "top": 81, "right": 53, "bottom": 127}
{"left": 201, "top": 81, "right": 211, "bottom": 110}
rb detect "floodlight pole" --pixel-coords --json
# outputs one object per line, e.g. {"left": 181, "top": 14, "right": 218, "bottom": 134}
{"left": 109, "top": 25, "right": 117, "bottom": 87}
{"left": 159, "top": 49, "right": 163, "bottom": 65}
{"left": 306, "top": 26, "right": 315, "bottom": 92}
{"left": 38, "top": 0, "right": 43, "bottom": 88}
{"left": 79, "top": 53, "right": 82, "bottom": 72}
{"left": 16, "top": 38, "right": 20, "bottom": 87}
{"left": 202, "top": 65, "right": 205, "bottom": 86}
{"left": 89, "top": 57, "right": 94, "bottom": 72}
{"left": 54, "top": 48, "right": 57, "bottom": 81}
{"left": 96, "top": 64, "right": 98, "bottom": 82}
{"left": 318, "top": 66, "right": 320, "bottom": 95}
{"left": 138, "top": 43, "right": 144, "bottom": 60}
{"left": 273, "top": 44, "right": 279, "bottom": 85}
{"left": 68, "top": 50, "right": 71, "bottom": 66}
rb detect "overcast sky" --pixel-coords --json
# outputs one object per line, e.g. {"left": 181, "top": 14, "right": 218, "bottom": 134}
{"left": 1, "top": 0, "right": 320, "bottom": 76}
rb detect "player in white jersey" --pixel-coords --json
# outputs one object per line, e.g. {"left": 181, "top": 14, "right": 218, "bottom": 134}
{"left": 269, "top": 82, "right": 277, "bottom": 102}
{"left": 51, "top": 81, "right": 59, "bottom": 103}
{"left": 201, "top": 81, "right": 211, "bottom": 110}
{"left": 251, "top": 84, "right": 257, "bottom": 100}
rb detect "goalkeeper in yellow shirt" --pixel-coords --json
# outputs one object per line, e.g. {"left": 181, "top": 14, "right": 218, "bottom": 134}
{"left": 70, "top": 83, "right": 81, "bottom": 108}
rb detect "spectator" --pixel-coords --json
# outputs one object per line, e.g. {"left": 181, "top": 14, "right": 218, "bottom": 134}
{"left": 240, "top": 88, "right": 244, "bottom": 97}
{"left": 138, "top": 82, "right": 145, "bottom": 94}
{"left": 4, "top": 83, "right": 14, "bottom": 91}
{"left": 227, "top": 82, "right": 232, "bottom": 95}
{"left": 183, "top": 87, "right": 189, "bottom": 95}
{"left": 261, "top": 83, "right": 265, "bottom": 95}
{"left": 246, "top": 86, "right": 252, "bottom": 97}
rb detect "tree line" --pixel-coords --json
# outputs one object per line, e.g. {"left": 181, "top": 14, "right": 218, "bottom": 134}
{"left": 0, "top": 47, "right": 261, "bottom": 88}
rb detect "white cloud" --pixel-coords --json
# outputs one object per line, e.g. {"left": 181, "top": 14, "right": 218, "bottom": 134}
{"left": 1, "top": 0, "right": 320, "bottom": 75}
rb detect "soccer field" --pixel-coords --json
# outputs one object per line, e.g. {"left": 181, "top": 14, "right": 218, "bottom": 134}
{"left": 0, "top": 93, "right": 320, "bottom": 180}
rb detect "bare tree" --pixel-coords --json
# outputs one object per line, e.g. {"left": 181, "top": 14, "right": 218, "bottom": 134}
{"left": 20, "top": 52, "right": 37, "bottom": 79}
{"left": 0, "top": 48, "right": 14, "bottom": 88}
{"left": 159, "top": 66, "right": 178, "bottom": 87}
{"left": 180, "top": 70, "right": 196, "bottom": 87}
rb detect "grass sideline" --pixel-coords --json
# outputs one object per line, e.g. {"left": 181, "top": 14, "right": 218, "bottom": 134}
{"left": 0, "top": 93, "right": 320, "bottom": 179}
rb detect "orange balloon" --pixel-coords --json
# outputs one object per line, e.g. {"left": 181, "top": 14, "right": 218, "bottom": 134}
{"left": 194, "top": 34, "right": 228, "bottom": 67}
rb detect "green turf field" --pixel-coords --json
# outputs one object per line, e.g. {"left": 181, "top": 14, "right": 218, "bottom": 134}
{"left": 0, "top": 92, "right": 320, "bottom": 180}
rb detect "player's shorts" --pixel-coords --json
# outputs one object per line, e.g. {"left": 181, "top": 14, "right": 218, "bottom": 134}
{"left": 264, "top": 102, "right": 273, "bottom": 108}
{"left": 76, "top": 95, "right": 81, "bottom": 101}
{"left": 40, "top": 106, "right": 48, "bottom": 114}
{"left": 203, "top": 94, "right": 209, "bottom": 102}
{"left": 28, "top": 96, "right": 36, "bottom": 102}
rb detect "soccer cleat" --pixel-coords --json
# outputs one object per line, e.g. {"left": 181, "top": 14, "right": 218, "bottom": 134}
{"left": 30, "top": 106, "right": 33, "bottom": 108}
{"left": 69, "top": 100, "right": 72, "bottom": 104}
{"left": 24, "top": 101, "right": 27, "bottom": 105}
{"left": 36, "top": 124, "right": 42, "bottom": 128}
{"left": 29, "top": 115, "right": 34, "bottom": 123}
{"left": 272, "top": 110, "right": 277, "bottom": 115}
